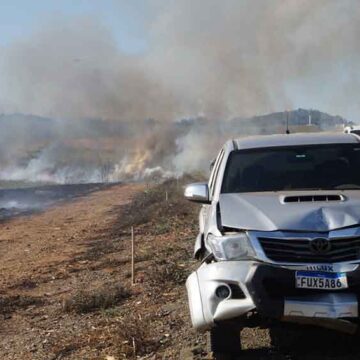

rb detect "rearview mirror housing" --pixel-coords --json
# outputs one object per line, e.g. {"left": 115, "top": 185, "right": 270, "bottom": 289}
{"left": 184, "top": 183, "right": 210, "bottom": 204}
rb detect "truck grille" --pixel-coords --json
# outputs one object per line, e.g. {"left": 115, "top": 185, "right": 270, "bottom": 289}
{"left": 258, "top": 236, "right": 360, "bottom": 263}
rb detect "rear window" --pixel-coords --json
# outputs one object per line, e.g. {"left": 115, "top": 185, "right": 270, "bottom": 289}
{"left": 221, "top": 144, "right": 360, "bottom": 193}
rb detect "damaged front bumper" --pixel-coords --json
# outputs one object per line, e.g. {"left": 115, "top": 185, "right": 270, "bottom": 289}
{"left": 186, "top": 261, "right": 360, "bottom": 332}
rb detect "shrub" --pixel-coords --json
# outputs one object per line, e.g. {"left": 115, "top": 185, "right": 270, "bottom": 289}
{"left": 63, "top": 284, "right": 130, "bottom": 314}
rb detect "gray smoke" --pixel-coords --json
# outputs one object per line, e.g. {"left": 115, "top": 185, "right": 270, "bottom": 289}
{"left": 0, "top": 1, "right": 359, "bottom": 183}
{"left": 2, "top": 1, "right": 360, "bottom": 120}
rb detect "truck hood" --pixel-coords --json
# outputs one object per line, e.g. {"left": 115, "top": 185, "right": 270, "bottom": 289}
{"left": 219, "top": 191, "right": 360, "bottom": 232}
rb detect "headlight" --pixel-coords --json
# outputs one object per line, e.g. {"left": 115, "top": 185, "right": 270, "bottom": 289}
{"left": 207, "top": 232, "right": 256, "bottom": 260}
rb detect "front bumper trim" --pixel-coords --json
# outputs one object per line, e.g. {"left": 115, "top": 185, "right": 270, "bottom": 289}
{"left": 284, "top": 293, "right": 358, "bottom": 318}
{"left": 213, "top": 298, "right": 255, "bottom": 322}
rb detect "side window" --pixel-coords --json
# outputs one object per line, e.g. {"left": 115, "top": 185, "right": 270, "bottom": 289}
{"left": 210, "top": 150, "right": 225, "bottom": 199}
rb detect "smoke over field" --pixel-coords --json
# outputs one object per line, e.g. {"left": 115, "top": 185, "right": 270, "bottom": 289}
{"left": 0, "top": 115, "right": 222, "bottom": 184}
{"left": 0, "top": 111, "right": 346, "bottom": 185}
{"left": 0, "top": 1, "right": 358, "bottom": 184}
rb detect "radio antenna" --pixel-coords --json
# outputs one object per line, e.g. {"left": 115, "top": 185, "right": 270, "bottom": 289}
{"left": 286, "top": 111, "right": 290, "bottom": 134}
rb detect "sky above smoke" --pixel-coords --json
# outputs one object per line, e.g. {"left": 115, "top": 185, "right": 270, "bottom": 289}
{"left": 0, "top": 0, "right": 360, "bottom": 122}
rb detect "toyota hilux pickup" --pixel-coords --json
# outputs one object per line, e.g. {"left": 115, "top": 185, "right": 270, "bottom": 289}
{"left": 184, "top": 133, "right": 360, "bottom": 358}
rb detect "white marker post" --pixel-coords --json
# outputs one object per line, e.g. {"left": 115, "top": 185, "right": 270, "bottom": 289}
{"left": 131, "top": 226, "right": 135, "bottom": 285}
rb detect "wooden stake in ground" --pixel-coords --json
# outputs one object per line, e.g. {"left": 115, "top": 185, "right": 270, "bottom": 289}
{"left": 132, "top": 337, "right": 136, "bottom": 356}
{"left": 131, "top": 226, "right": 135, "bottom": 285}
{"left": 165, "top": 190, "right": 169, "bottom": 202}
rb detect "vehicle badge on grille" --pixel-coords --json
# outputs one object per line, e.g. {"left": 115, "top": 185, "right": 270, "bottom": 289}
{"left": 309, "top": 238, "right": 331, "bottom": 254}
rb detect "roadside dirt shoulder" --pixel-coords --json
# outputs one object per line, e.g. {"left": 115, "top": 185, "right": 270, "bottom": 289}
{"left": 1, "top": 180, "right": 360, "bottom": 360}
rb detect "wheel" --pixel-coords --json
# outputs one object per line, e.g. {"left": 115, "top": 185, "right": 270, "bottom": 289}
{"left": 210, "top": 325, "right": 242, "bottom": 359}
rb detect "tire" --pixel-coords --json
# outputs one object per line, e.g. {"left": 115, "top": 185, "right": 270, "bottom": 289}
{"left": 210, "top": 325, "right": 242, "bottom": 359}
{"left": 213, "top": 354, "right": 235, "bottom": 360}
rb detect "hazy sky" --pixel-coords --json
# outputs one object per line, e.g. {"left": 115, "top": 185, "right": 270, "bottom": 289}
{"left": 0, "top": 1, "right": 359, "bottom": 122}
{"left": 0, "top": 0, "right": 148, "bottom": 53}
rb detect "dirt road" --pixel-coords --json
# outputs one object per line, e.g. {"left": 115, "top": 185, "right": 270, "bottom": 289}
{"left": 0, "top": 184, "right": 138, "bottom": 290}
{"left": 1, "top": 181, "right": 360, "bottom": 359}
{"left": 0, "top": 183, "right": 144, "bottom": 359}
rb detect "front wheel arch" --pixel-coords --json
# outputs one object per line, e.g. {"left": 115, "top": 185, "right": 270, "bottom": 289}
{"left": 194, "top": 233, "right": 210, "bottom": 260}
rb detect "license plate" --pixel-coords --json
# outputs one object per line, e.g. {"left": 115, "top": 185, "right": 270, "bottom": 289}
{"left": 295, "top": 271, "right": 348, "bottom": 290}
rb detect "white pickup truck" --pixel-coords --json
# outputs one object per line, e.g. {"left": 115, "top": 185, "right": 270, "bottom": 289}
{"left": 344, "top": 125, "right": 360, "bottom": 136}
{"left": 185, "top": 133, "right": 360, "bottom": 359}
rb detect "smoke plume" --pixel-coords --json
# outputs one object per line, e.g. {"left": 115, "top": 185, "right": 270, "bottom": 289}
{"left": 0, "top": 1, "right": 359, "bottom": 183}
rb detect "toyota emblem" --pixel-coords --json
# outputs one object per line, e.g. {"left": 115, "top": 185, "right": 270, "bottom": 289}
{"left": 309, "top": 238, "right": 331, "bottom": 254}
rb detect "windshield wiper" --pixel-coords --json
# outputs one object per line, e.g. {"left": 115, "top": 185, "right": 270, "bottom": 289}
{"left": 334, "top": 184, "right": 360, "bottom": 190}
{"left": 281, "top": 187, "right": 326, "bottom": 191}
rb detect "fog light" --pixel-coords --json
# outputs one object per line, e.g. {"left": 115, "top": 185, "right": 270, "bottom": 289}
{"left": 215, "top": 285, "right": 231, "bottom": 299}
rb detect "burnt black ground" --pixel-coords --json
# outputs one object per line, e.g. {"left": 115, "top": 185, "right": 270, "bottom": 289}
{"left": 0, "top": 182, "right": 117, "bottom": 221}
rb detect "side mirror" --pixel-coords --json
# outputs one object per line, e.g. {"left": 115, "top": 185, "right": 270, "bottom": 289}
{"left": 184, "top": 183, "right": 210, "bottom": 204}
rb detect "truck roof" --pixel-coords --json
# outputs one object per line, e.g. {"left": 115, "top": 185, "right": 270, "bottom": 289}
{"left": 232, "top": 132, "right": 359, "bottom": 150}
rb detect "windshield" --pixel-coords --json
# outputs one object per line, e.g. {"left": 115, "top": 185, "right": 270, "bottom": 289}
{"left": 221, "top": 143, "right": 360, "bottom": 193}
